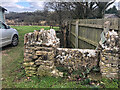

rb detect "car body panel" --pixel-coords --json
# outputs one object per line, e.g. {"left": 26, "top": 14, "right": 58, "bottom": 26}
{"left": 0, "top": 21, "right": 19, "bottom": 47}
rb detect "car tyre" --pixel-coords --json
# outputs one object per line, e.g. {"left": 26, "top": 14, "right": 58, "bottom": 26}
{"left": 11, "top": 35, "right": 19, "bottom": 46}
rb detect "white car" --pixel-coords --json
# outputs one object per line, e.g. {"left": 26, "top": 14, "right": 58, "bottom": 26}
{"left": 0, "top": 21, "right": 19, "bottom": 47}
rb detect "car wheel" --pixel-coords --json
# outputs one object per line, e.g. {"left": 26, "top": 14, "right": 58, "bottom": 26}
{"left": 11, "top": 35, "right": 18, "bottom": 46}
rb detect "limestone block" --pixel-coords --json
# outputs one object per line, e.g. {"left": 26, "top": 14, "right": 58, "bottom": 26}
{"left": 26, "top": 70, "right": 36, "bottom": 75}
{"left": 51, "top": 69, "right": 63, "bottom": 77}
{"left": 37, "top": 65, "right": 53, "bottom": 76}
{"left": 26, "top": 54, "right": 33, "bottom": 57}
{"left": 27, "top": 47, "right": 35, "bottom": 50}
{"left": 36, "top": 51, "right": 48, "bottom": 56}
{"left": 35, "top": 47, "right": 53, "bottom": 51}
{"left": 24, "top": 58, "right": 33, "bottom": 62}
{"left": 32, "top": 55, "right": 38, "bottom": 60}
{"left": 44, "top": 61, "right": 54, "bottom": 66}
{"left": 35, "top": 60, "right": 44, "bottom": 65}
{"left": 23, "top": 62, "right": 34, "bottom": 67}
{"left": 25, "top": 49, "right": 29, "bottom": 53}
{"left": 48, "top": 54, "right": 55, "bottom": 60}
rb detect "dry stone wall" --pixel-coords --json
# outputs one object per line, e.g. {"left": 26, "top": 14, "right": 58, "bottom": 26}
{"left": 24, "top": 29, "right": 63, "bottom": 77}
{"left": 99, "top": 30, "right": 119, "bottom": 78}
{"left": 23, "top": 26, "right": 119, "bottom": 79}
{"left": 55, "top": 48, "right": 99, "bottom": 73}
{"left": 100, "top": 50, "right": 119, "bottom": 78}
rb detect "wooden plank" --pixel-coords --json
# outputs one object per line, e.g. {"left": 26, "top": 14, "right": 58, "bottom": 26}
{"left": 71, "top": 23, "right": 76, "bottom": 26}
{"left": 70, "top": 32, "right": 75, "bottom": 46}
{"left": 78, "top": 36, "right": 98, "bottom": 47}
{"left": 79, "top": 24, "right": 103, "bottom": 29}
{"left": 71, "top": 25, "right": 75, "bottom": 34}
{"left": 78, "top": 24, "right": 118, "bottom": 30}
{"left": 71, "top": 32, "right": 76, "bottom": 37}
{"left": 70, "top": 40, "right": 76, "bottom": 47}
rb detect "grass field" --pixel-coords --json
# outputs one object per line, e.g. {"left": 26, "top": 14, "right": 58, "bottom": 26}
{"left": 2, "top": 26, "right": 119, "bottom": 88}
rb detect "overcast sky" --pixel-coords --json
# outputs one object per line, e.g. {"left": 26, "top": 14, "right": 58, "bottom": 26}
{"left": 0, "top": 0, "right": 120, "bottom": 13}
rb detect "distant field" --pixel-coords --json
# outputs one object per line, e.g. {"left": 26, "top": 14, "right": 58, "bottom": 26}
{"left": 12, "top": 25, "right": 60, "bottom": 31}
{"left": 2, "top": 26, "right": 118, "bottom": 88}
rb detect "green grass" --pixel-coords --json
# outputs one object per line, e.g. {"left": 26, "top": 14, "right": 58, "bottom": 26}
{"left": 2, "top": 26, "right": 119, "bottom": 88}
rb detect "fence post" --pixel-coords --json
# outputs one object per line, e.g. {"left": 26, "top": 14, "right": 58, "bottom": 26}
{"left": 75, "top": 20, "right": 79, "bottom": 48}
{"left": 118, "top": 18, "right": 120, "bottom": 36}
{"left": 64, "top": 21, "right": 67, "bottom": 47}
{"left": 68, "top": 20, "right": 71, "bottom": 46}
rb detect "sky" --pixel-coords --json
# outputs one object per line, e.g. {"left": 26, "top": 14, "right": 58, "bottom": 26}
{"left": 0, "top": 0, "right": 120, "bottom": 13}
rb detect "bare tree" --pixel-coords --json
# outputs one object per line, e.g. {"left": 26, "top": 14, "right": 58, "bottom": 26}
{"left": 45, "top": 2, "right": 73, "bottom": 30}
{"left": 45, "top": 0, "right": 115, "bottom": 22}
{"left": 66, "top": 0, "right": 115, "bottom": 18}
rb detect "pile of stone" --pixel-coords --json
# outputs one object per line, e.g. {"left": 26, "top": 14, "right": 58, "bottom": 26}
{"left": 55, "top": 48, "right": 99, "bottom": 74}
{"left": 99, "top": 25, "right": 119, "bottom": 78}
{"left": 23, "top": 29, "right": 62, "bottom": 77}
